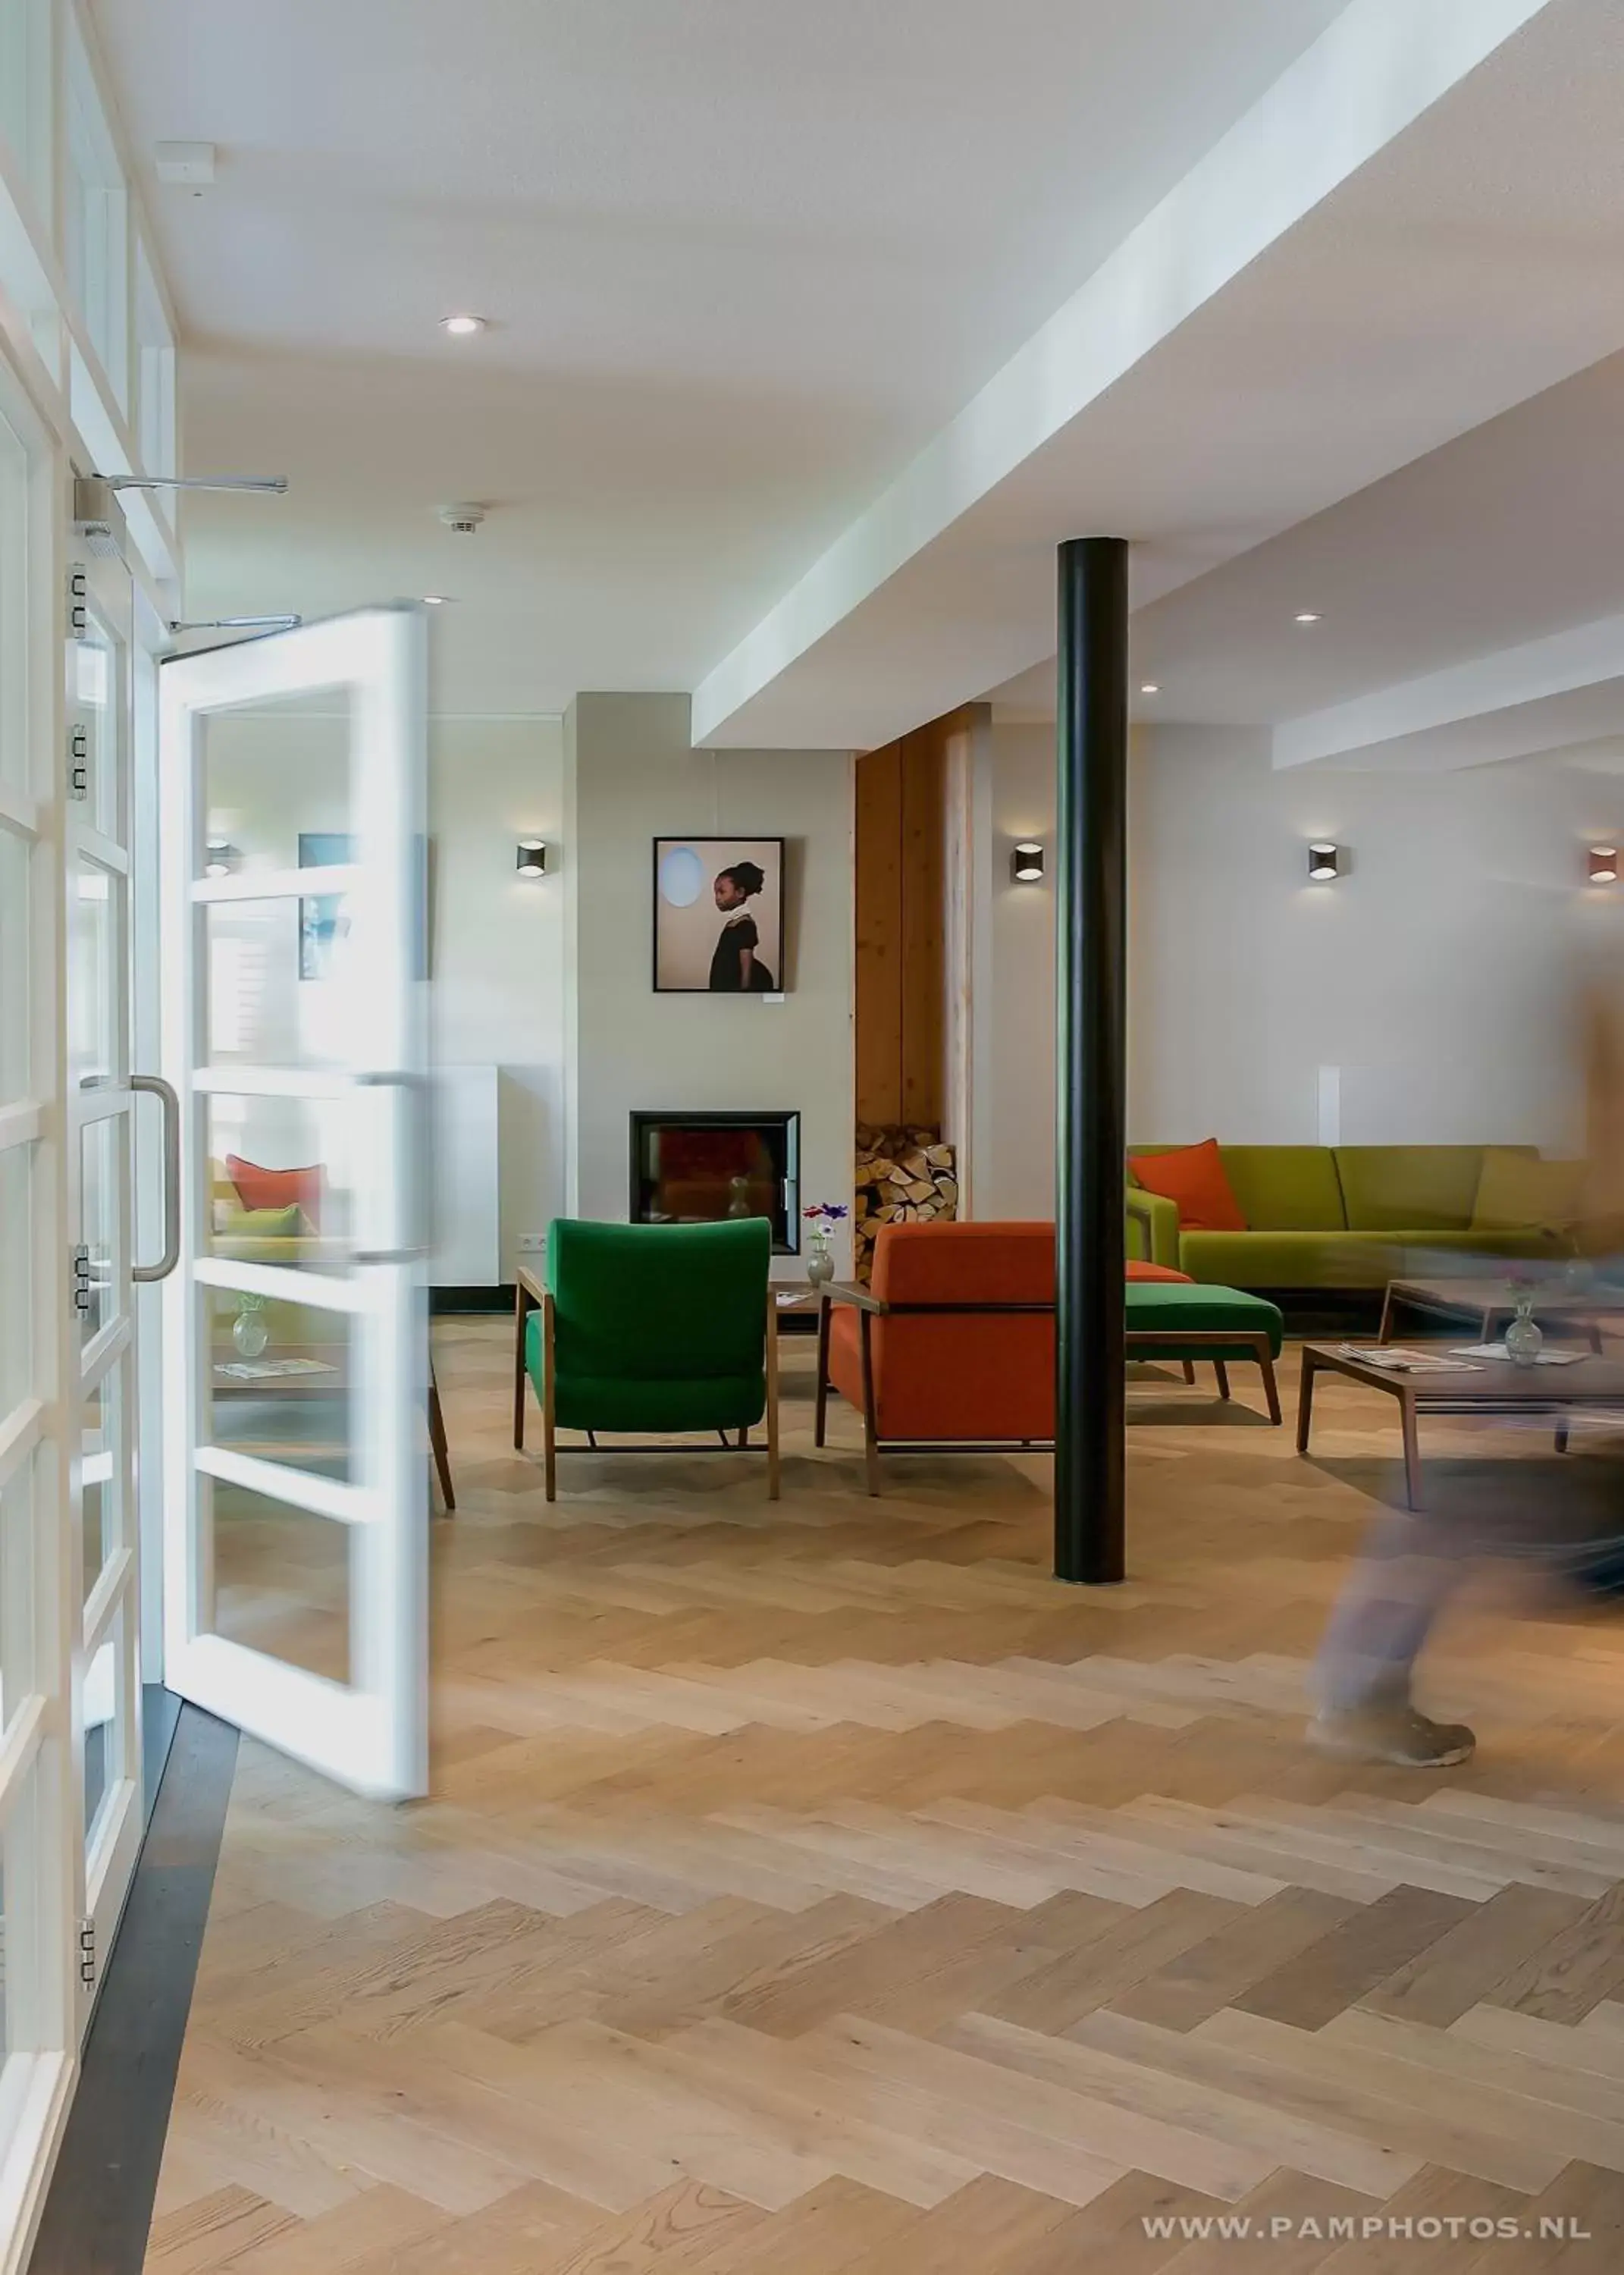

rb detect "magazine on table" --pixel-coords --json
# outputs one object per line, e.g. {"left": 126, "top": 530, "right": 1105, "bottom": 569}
{"left": 1450, "top": 1344, "right": 1588, "bottom": 1367}
{"left": 1337, "top": 1345, "right": 1479, "bottom": 1374}
{"left": 214, "top": 1357, "right": 337, "bottom": 1382}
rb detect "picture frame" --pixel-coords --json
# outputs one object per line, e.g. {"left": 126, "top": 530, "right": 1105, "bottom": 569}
{"left": 652, "top": 836, "right": 786, "bottom": 994}
{"left": 297, "top": 830, "right": 353, "bottom": 981}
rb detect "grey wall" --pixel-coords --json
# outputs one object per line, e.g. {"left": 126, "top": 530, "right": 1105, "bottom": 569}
{"left": 564, "top": 693, "right": 855, "bottom": 1278}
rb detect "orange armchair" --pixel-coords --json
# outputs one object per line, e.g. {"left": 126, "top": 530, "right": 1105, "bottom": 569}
{"left": 817, "top": 1222, "right": 1057, "bottom": 1493}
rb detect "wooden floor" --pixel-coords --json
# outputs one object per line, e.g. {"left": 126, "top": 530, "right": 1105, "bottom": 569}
{"left": 146, "top": 1326, "right": 1624, "bottom": 2272}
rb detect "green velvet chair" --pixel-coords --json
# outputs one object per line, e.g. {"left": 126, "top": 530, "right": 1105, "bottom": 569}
{"left": 516, "top": 1219, "right": 779, "bottom": 1501}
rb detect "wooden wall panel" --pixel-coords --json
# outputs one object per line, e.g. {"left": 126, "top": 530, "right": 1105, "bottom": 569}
{"left": 854, "top": 710, "right": 972, "bottom": 1135}
{"left": 898, "top": 731, "right": 945, "bottom": 1126}
{"left": 854, "top": 739, "right": 904, "bottom": 1125}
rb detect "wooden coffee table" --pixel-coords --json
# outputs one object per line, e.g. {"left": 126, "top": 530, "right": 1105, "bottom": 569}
{"left": 1378, "top": 1274, "right": 1612, "bottom": 1350}
{"left": 1298, "top": 1341, "right": 1624, "bottom": 1510}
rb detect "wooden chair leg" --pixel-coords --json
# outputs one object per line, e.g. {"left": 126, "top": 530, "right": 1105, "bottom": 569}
{"left": 1214, "top": 1358, "right": 1231, "bottom": 1401}
{"left": 860, "top": 1310, "right": 882, "bottom": 1495}
{"left": 1181, "top": 1360, "right": 1196, "bottom": 1385}
{"left": 1556, "top": 1420, "right": 1571, "bottom": 1454}
{"left": 764, "top": 1287, "right": 781, "bottom": 1501}
{"left": 738, "top": 1426, "right": 750, "bottom": 1448}
{"left": 513, "top": 1280, "right": 530, "bottom": 1449}
{"left": 542, "top": 1293, "right": 557, "bottom": 1502}
{"left": 428, "top": 1369, "right": 456, "bottom": 1511}
{"left": 1256, "top": 1341, "right": 1282, "bottom": 1427}
{"left": 814, "top": 1295, "right": 831, "bottom": 1448}
{"left": 1296, "top": 1351, "right": 1318, "bottom": 1454}
{"left": 1400, "top": 1393, "right": 1425, "bottom": 1511}
{"left": 863, "top": 1422, "right": 883, "bottom": 1498}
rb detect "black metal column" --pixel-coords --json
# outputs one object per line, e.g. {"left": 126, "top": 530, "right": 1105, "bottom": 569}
{"left": 1054, "top": 536, "right": 1129, "bottom": 1583}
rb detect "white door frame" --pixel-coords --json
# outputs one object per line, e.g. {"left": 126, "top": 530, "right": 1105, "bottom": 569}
{"left": 159, "top": 607, "right": 429, "bottom": 1801}
{"left": 64, "top": 533, "right": 145, "bottom": 2028}
{"left": 0, "top": 347, "right": 82, "bottom": 2268}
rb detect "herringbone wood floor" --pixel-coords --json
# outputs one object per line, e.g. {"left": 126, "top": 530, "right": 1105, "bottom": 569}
{"left": 146, "top": 1326, "right": 1624, "bottom": 2270}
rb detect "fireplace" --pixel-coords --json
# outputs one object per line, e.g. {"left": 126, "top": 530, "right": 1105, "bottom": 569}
{"left": 629, "top": 1111, "right": 801, "bottom": 1253}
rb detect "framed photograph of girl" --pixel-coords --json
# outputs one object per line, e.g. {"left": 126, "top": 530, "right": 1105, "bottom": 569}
{"left": 652, "top": 838, "right": 786, "bottom": 993}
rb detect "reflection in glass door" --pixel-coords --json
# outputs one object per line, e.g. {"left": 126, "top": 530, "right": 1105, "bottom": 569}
{"left": 160, "top": 610, "right": 429, "bottom": 1800}
{"left": 64, "top": 542, "right": 143, "bottom": 2034}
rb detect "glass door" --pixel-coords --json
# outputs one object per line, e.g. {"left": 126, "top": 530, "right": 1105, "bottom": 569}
{"left": 158, "top": 609, "right": 429, "bottom": 1800}
{"left": 65, "top": 540, "right": 143, "bottom": 2030}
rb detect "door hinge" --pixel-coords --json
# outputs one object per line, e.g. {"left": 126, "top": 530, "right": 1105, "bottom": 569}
{"left": 77, "top": 1916, "right": 96, "bottom": 1990}
{"left": 67, "top": 724, "right": 89, "bottom": 800}
{"left": 67, "top": 564, "right": 88, "bottom": 641}
{"left": 71, "top": 1244, "right": 92, "bottom": 1314}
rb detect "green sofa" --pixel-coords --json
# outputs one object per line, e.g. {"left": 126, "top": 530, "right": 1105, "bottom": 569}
{"left": 1126, "top": 1145, "right": 1575, "bottom": 1291}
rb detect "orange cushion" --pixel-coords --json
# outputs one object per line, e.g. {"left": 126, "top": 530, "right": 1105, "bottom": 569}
{"left": 227, "top": 1153, "right": 322, "bottom": 1225}
{"left": 1127, "top": 1261, "right": 1193, "bottom": 1282}
{"left": 1128, "top": 1140, "right": 1246, "bottom": 1233}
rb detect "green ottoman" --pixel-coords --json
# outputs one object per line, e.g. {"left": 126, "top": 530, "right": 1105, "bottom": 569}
{"left": 1124, "top": 1282, "right": 1285, "bottom": 1424}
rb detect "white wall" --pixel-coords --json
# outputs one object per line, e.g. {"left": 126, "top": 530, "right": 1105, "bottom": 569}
{"left": 564, "top": 693, "right": 854, "bottom": 1279}
{"left": 1130, "top": 726, "right": 1624, "bottom": 1149}
{"left": 972, "top": 718, "right": 1624, "bottom": 1210}
{"left": 976, "top": 720, "right": 1056, "bottom": 1218}
{"left": 427, "top": 717, "right": 565, "bottom": 1276}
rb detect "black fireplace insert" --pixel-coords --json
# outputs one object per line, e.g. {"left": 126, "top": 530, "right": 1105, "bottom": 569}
{"left": 629, "top": 1110, "right": 801, "bottom": 1253}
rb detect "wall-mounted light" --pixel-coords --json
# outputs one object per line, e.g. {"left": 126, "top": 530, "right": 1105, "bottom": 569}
{"left": 1589, "top": 846, "right": 1619, "bottom": 885}
{"left": 1307, "top": 843, "right": 1341, "bottom": 883}
{"left": 204, "top": 839, "right": 240, "bottom": 878}
{"left": 1011, "top": 841, "right": 1046, "bottom": 883}
{"left": 516, "top": 839, "right": 548, "bottom": 878}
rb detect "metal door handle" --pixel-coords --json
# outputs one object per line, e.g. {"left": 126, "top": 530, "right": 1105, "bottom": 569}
{"left": 131, "top": 1075, "right": 181, "bottom": 1282}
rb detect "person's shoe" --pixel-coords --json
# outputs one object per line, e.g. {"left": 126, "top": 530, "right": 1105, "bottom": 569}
{"left": 1308, "top": 1705, "right": 1475, "bottom": 1768}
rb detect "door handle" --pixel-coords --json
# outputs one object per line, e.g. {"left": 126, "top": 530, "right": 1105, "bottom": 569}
{"left": 131, "top": 1075, "right": 181, "bottom": 1283}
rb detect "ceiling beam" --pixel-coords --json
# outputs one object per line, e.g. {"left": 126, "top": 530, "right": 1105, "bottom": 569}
{"left": 1273, "top": 611, "right": 1624, "bottom": 773}
{"left": 691, "top": 0, "right": 1557, "bottom": 748}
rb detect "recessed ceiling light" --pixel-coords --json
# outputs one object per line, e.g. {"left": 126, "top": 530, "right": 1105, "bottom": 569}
{"left": 422, "top": 595, "right": 449, "bottom": 606}
{"left": 440, "top": 314, "right": 486, "bottom": 337}
{"left": 1140, "top": 682, "right": 1160, "bottom": 695}
{"left": 1294, "top": 610, "right": 1323, "bottom": 625}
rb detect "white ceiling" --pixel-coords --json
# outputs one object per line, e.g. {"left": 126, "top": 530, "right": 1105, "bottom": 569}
{"left": 93, "top": 0, "right": 1624, "bottom": 759}
{"left": 991, "top": 343, "right": 1624, "bottom": 731}
{"left": 92, "top": 0, "right": 1349, "bottom": 716}
{"left": 687, "top": 0, "right": 1624, "bottom": 748}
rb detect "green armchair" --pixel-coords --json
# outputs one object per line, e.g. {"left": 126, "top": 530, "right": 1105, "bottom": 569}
{"left": 516, "top": 1218, "right": 779, "bottom": 1501}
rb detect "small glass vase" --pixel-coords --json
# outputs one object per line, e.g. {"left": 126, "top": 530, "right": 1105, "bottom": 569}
{"left": 806, "top": 1232, "right": 835, "bottom": 1288}
{"left": 1504, "top": 1298, "right": 1543, "bottom": 1369}
{"left": 232, "top": 1294, "right": 268, "bottom": 1359}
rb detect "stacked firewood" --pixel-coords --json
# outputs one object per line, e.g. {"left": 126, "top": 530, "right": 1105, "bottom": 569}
{"left": 853, "top": 1123, "right": 959, "bottom": 1280}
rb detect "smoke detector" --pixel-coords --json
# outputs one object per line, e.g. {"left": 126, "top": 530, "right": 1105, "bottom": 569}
{"left": 438, "top": 502, "right": 486, "bottom": 534}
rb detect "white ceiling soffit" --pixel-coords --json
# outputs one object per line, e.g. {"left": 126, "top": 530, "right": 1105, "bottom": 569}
{"left": 1272, "top": 613, "right": 1624, "bottom": 774}
{"left": 693, "top": 0, "right": 1624, "bottom": 752}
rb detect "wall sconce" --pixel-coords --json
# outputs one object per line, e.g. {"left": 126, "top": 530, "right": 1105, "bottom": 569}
{"left": 204, "top": 839, "right": 240, "bottom": 878}
{"left": 1307, "top": 843, "right": 1341, "bottom": 883}
{"left": 1589, "top": 846, "right": 1619, "bottom": 885}
{"left": 1011, "top": 841, "right": 1046, "bottom": 883}
{"left": 516, "top": 839, "right": 547, "bottom": 878}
